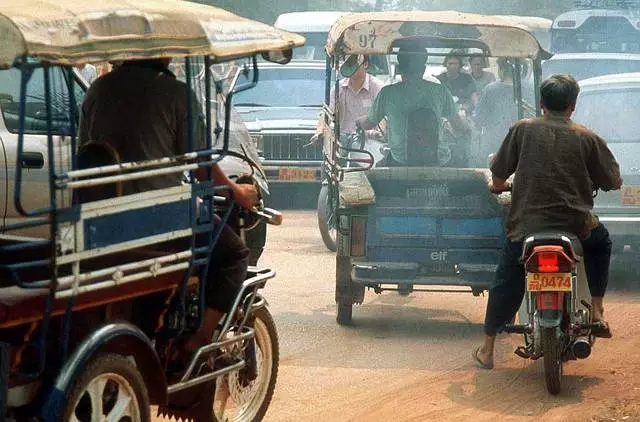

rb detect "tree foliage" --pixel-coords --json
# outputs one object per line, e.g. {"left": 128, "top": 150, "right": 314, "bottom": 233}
{"left": 198, "top": 0, "right": 575, "bottom": 23}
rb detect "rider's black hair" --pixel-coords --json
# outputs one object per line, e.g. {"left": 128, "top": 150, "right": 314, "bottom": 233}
{"left": 540, "top": 74, "right": 580, "bottom": 111}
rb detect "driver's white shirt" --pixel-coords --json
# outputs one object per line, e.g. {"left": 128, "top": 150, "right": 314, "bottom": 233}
{"left": 328, "top": 73, "right": 384, "bottom": 134}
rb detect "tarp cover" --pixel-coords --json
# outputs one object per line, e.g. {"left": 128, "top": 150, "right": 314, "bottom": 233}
{"left": 0, "top": 0, "right": 305, "bottom": 67}
{"left": 326, "top": 11, "right": 547, "bottom": 59}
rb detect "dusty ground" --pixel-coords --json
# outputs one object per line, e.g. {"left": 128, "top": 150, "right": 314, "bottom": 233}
{"left": 155, "top": 211, "right": 640, "bottom": 422}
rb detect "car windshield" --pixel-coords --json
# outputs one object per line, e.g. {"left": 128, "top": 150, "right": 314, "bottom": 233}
{"left": 291, "top": 32, "right": 329, "bottom": 61}
{"left": 542, "top": 58, "right": 640, "bottom": 81}
{"left": 574, "top": 89, "right": 640, "bottom": 143}
{"left": 234, "top": 67, "right": 327, "bottom": 107}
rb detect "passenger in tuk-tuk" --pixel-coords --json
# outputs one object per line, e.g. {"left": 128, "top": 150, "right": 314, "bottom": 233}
{"left": 309, "top": 54, "right": 385, "bottom": 145}
{"left": 79, "top": 57, "right": 260, "bottom": 357}
{"left": 474, "top": 74, "right": 622, "bottom": 370}
{"left": 474, "top": 58, "right": 519, "bottom": 163}
{"left": 469, "top": 54, "right": 496, "bottom": 92}
{"left": 436, "top": 50, "right": 478, "bottom": 112}
{"left": 356, "top": 46, "right": 469, "bottom": 166}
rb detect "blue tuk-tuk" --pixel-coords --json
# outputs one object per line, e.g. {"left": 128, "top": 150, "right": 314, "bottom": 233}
{"left": 320, "top": 11, "right": 550, "bottom": 324}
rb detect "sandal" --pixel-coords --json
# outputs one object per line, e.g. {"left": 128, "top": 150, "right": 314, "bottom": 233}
{"left": 591, "top": 320, "right": 613, "bottom": 339}
{"left": 472, "top": 346, "right": 494, "bottom": 370}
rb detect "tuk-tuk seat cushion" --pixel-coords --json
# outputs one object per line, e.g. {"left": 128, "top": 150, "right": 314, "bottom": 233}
{"left": 338, "top": 171, "right": 376, "bottom": 208}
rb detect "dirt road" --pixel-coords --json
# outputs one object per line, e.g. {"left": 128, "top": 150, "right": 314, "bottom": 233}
{"left": 156, "top": 211, "right": 640, "bottom": 421}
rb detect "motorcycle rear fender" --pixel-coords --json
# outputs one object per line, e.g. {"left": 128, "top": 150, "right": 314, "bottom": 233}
{"left": 536, "top": 292, "right": 565, "bottom": 328}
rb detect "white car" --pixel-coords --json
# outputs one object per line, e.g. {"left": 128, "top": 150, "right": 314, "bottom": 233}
{"left": 573, "top": 72, "right": 640, "bottom": 256}
{"left": 542, "top": 52, "right": 640, "bottom": 81}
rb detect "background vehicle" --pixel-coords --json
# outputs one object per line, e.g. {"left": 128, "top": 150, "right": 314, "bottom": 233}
{"left": 542, "top": 52, "right": 640, "bottom": 80}
{"left": 0, "top": 2, "right": 304, "bottom": 421}
{"left": 321, "top": 11, "right": 547, "bottom": 325}
{"left": 573, "top": 72, "right": 640, "bottom": 272}
{"left": 551, "top": 1, "right": 640, "bottom": 53}
{"left": 235, "top": 61, "right": 327, "bottom": 207}
{"left": 274, "top": 11, "right": 346, "bottom": 61}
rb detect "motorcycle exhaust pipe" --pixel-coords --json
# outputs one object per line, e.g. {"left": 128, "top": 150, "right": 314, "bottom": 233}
{"left": 571, "top": 336, "right": 592, "bottom": 359}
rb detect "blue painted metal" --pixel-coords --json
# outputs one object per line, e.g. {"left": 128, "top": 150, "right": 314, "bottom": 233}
{"left": 82, "top": 199, "right": 191, "bottom": 249}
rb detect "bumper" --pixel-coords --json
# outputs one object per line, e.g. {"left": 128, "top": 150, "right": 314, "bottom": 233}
{"left": 599, "top": 216, "right": 640, "bottom": 252}
{"left": 263, "top": 162, "right": 321, "bottom": 183}
{"left": 351, "top": 261, "right": 495, "bottom": 290}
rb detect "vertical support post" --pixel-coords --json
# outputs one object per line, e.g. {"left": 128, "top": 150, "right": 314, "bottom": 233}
{"left": 514, "top": 59, "right": 524, "bottom": 120}
{"left": 533, "top": 58, "right": 543, "bottom": 117}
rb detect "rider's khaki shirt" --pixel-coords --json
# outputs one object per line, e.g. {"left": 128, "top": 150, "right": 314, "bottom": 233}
{"left": 491, "top": 113, "right": 622, "bottom": 241}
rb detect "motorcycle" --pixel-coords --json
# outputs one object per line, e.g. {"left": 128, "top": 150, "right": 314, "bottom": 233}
{"left": 495, "top": 186, "right": 607, "bottom": 395}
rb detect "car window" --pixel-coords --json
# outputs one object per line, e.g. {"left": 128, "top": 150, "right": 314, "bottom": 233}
{"left": 542, "top": 58, "right": 640, "bottom": 81}
{"left": 234, "top": 68, "right": 328, "bottom": 107}
{"left": 574, "top": 89, "right": 640, "bottom": 143}
{"left": 0, "top": 66, "right": 85, "bottom": 135}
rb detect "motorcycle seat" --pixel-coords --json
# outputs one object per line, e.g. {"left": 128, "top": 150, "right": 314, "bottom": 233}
{"left": 520, "top": 232, "right": 583, "bottom": 263}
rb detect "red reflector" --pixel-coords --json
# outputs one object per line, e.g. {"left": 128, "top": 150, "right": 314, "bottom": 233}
{"left": 536, "top": 292, "right": 564, "bottom": 310}
{"left": 557, "top": 20, "right": 576, "bottom": 28}
{"left": 350, "top": 216, "right": 367, "bottom": 257}
{"left": 537, "top": 252, "right": 559, "bottom": 273}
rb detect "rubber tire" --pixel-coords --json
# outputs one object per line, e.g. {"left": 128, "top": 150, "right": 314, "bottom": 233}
{"left": 336, "top": 255, "right": 354, "bottom": 325}
{"left": 336, "top": 302, "right": 353, "bottom": 326}
{"left": 542, "top": 327, "right": 562, "bottom": 395}
{"left": 214, "top": 306, "right": 279, "bottom": 422}
{"left": 317, "top": 185, "right": 337, "bottom": 252}
{"left": 62, "top": 353, "right": 151, "bottom": 422}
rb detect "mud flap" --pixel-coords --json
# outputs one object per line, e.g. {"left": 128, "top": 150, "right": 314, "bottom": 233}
{"left": 157, "top": 381, "right": 216, "bottom": 422}
{"left": 0, "top": 342, "right": 9, "bottom": 418}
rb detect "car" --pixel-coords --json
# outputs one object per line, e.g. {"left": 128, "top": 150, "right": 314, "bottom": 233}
{"left": 573, "top": 72, "right": 640, "bottom": 264}
{"left": 235, "top": 61, "right": 327, "bottom": 194}
{"left": 542, "top": 52, "right": 640, "bottom": 81}
{"left": 274, "top": 11, "right": 347, "bottom": 62}
{"left": 551, "top": 4, "right": 640, "bottom": 53}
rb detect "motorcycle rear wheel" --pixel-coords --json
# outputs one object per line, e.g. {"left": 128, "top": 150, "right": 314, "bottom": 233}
{"left": 542, "top": 327, "right": 562, "bottom": 395}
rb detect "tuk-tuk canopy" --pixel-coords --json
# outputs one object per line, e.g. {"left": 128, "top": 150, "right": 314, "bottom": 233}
{"left": 0, "top": 0, "right": 306, "bottom": 68}
{"left": 326, "top": 11, "right": 549, "bottom": 59}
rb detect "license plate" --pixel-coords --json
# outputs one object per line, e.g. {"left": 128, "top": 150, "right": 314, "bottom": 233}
{"left": 278, "top": 167, "right": 317, "bottom": 181}
{"left": 621, "top": 186, "right": 640, "bottom": 206}
{"left": 526, "top": 273, "right": 572, "bottom": 292}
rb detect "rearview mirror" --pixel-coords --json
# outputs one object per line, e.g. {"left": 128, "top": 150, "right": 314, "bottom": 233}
{"left": 262, "top": 49, "right": 293, "bottom": 65}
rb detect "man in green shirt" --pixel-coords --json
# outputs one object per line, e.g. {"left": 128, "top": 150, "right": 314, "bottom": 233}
{"left": 356, "top": 46, "right": 469, "bottom": 166}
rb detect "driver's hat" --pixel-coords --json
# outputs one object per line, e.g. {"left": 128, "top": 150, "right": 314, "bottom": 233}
{"left": 340, "top": 54, "right": 366, "bottom": 77}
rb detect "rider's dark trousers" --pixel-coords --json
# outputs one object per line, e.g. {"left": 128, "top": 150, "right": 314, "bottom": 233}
{"left": 199, "top": 215, "right": 250, "bottom": 314}
{"left": 483, "top": 224, "right": 612, "bottom": 336}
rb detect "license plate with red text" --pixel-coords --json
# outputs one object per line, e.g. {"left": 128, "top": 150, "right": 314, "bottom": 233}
{"left": 526, "top": 273, "right": 572, "bottom": 292}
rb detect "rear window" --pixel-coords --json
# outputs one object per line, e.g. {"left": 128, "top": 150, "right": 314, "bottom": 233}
{"left": 574, "top": 89, "right": 640, "bottom": 143}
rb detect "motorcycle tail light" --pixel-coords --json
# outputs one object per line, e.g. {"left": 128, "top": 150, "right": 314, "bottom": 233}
{"left": 350, "top": 216, "right": 367, "bottom": 257}
{"left": 525, "top": 245, "right": 574, "bottom": 273}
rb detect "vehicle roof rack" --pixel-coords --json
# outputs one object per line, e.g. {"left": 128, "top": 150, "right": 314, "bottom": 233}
{"left": 573, "top": 0, "right": 640, "bottom": 9}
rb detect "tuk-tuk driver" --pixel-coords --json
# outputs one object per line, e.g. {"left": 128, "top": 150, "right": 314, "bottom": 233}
{"left": 79, "top": 57, "right": 259, "bottom": 358}
{"left": 356, "top": 46, "right": 469, "bottom": 166}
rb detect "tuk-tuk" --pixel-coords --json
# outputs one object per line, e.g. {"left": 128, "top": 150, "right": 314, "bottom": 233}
{"left": 0, "top": 1, "right": 303, "bottom": 420}
{"left": 320, "top": 11, "right": 550, "bottom": 324}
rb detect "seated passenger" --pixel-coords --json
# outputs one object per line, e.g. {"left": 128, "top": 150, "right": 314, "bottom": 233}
{"left": 79, "top": 58, "right": 259, "bottom": 355}
{"left": 469, "top": 55, "right": 496, "bottom": 92}
{"left": 356, "top": 46, "right": 469, "bottom": 166}
{"left": 436, "top": 50, "right": 477, "bottom": 112}
{"left": 474, "top": 58, "right": 519, "bottom": 165}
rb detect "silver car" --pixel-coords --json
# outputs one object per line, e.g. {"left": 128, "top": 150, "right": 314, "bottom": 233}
{"left": 573, "top": 72, "right": 640, "bottom": 260}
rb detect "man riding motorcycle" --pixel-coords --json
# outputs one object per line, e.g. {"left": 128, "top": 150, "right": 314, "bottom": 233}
{"left": 473, "top": 74, "right": 622, "bottom": 370}
{"left": 79, "top": 58, "right": 260, "bottom": 361}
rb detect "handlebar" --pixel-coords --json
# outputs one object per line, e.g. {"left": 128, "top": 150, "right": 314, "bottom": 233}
{"left": 211, "top": 195, "right": 283, "bottom": 226}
